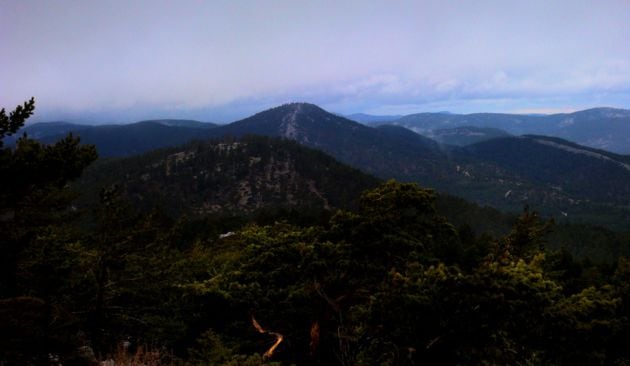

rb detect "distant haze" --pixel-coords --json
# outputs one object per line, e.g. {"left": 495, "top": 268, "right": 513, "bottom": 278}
{"left": 1, "top": 0, "right": 629, "bottom": 123}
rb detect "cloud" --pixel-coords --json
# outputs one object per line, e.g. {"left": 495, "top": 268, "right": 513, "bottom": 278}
{"left": 1, "top": 0, "right": 629, "bottom": 121}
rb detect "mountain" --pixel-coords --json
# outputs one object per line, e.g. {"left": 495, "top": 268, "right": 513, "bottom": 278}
{"left": 142, "top": 119, "right": 217, "bottom": 129}
{"left": 203, "top": 103, "right": 630, "bottom": 230}
{"left": 345, "top": 113, "right": 403, "bottom": 123}
{"left": 377, "top": 107, "right": 630, "bottom": 154}
{"left": 374, "top": 124, "right": 441, "bottom": 151}
{"left": 75, "top": 133, "right": 629, "bottom": 262}
{"left": 429, "top": 126, "right": 511, "bottom": 146}
{"left": 77, "top": 135, "right": 380, "bottom": 215}
{"left": 449, "top": 135, "right": 630, "bottom": 230}
{"left": 8, "top": 120, "right": 218, "bottom": 157}
{"left": 381, "top": 112, "right": 543, "bottom": 135}
{"left": 3, "top": 121, "right": 91, "bottom": 144}
{"left": 69, "top": 112, "right": 629, "bottom": 258}
{"left": 205, "top": 103, "right": 444, "bottom": 180}
{"left": 545, "top": 108, "right": 630, "bottom": 153}
{"left": 15, "top": 103, "right": 630, "bottom": 229}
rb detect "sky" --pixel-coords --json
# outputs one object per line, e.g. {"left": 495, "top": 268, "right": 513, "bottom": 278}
{"left": 1, "top": 0, "right": 630, "bottom": 123}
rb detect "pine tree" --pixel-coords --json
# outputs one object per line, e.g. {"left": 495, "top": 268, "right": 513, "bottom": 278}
{"left": 0, "top": 98, "right": 97, "bottom": 364}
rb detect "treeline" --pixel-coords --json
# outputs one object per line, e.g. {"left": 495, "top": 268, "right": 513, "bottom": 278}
{"left": 2, "top": 101, "right": 630, "bottom": 365}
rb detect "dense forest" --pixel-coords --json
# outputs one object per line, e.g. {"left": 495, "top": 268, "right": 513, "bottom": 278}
{"left": 2, "top": 100, "right": 630, "bottom": 365}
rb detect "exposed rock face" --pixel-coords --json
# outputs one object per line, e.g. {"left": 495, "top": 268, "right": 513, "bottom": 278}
{"left": 281, "top": 103, "right": 301, "bottom": 140}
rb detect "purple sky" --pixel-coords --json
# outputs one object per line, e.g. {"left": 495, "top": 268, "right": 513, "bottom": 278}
{"left": 2, "top": 0, "right": 629, "bottom": 123}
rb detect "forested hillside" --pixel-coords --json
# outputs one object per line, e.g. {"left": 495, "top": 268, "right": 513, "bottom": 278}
{"left": 75, "top": 134, "right": 630, "bottom": 264}
{"left": 201, "top": 103, "right": 630, "bottom": 230}
{"left": 3, "top": 100, "right": 630, "bottom": 365}
{"left": 428, "top": 126, "right": 511, "bottom": 146}
{"left": 12, "top": 103, "right": 630, "bottom": 230}
{"left": 76, "top": 136, "right": 380, "bottom": 215}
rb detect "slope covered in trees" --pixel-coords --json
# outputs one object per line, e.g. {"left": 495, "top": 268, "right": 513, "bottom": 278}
{"left": 75, "top": 135, "right": 381, "bottom": 218}
{"left": 75, "top": 132, "right": 630, "bottom": 264}
{"left": 3, "top": 99, "right": 630, "bottom": 365}
{"left": 429, "top": 126, "right": 511, "bottom": 146}
{"left": 203, "top": 103, "right": 630, "bottom": 230}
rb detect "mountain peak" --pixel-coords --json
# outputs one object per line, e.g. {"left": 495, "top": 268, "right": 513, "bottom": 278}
{"left": 274, "top": 102, "right": 326, "bottom": 115}
{"left": 216, "top": 102, "right": 362, "bottom": 144}
{"left": 282, "top": 101, "right": 321, "bottom": 108}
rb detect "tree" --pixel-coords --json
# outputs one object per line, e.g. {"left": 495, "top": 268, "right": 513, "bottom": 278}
{"left": 188, "top": 181, "right": 463, "bottom": 364}
{"left": 0, "top": 98, "right": 97, "bottom": 364}
{"left": 1, "top": 98, "right": 97, "bottom": 295}
{"left": 490, "top": 207, "right": 553, "bottom": 263}
{"left": 73, "top": 186, "right": 191, "bottom": 354}
{"left": 0, "top": 97, "right": 35, "bottom": 144}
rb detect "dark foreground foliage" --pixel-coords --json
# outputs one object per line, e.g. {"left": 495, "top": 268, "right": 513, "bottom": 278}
{"left": 2, "top": 100, "right": 630, "bottom": 365}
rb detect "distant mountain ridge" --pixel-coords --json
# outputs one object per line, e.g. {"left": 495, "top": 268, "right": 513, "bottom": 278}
{"left": 5, "top": 121, "right": 91, "bottom": 142}
{"left": 140, "top": 119, "right": 217, "bottom": 128}
{"left": 428, "top": 126, "right": 512, "bottom": 146}
{"left": 5, "top": 119, "right": 218, "bottom": 157}
{"left": 346, "top": 113, "right": 403, "bottom": 123}
{"left": 15, "top": 106, "right": 630, "bottom": 154}
{"left": 375, "top": 107, "right": 630, "bottom": 154}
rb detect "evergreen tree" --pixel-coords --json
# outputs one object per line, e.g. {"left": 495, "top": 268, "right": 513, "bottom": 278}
{"left": 0, "top": 98, "right": 97, "bottom": 364}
